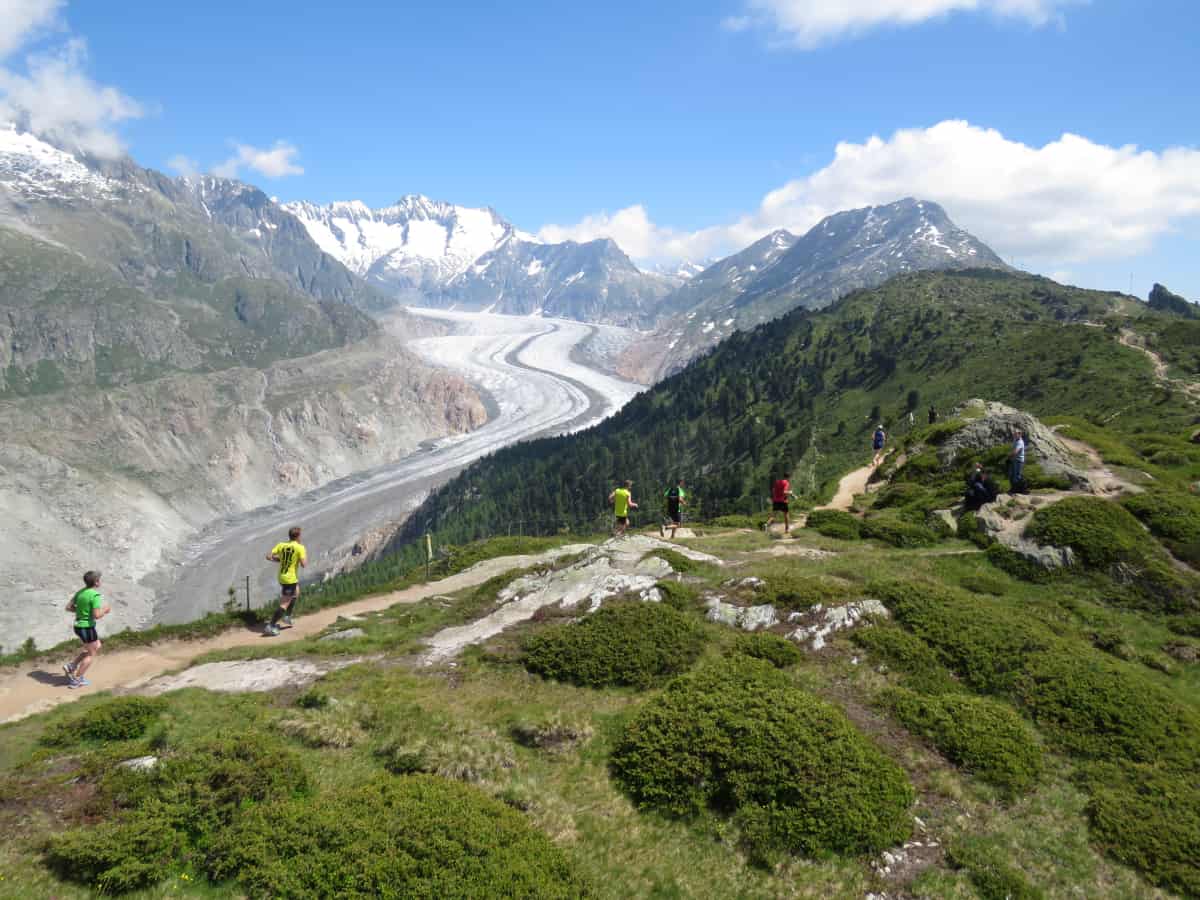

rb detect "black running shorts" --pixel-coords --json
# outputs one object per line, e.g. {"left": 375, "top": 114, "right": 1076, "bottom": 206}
{"left": 615, "top": 516, "right": 629, "bottom": 526}
{"left": 667, "top": 502, "right": 682, "bottom": 524}
{"left": 281, "top": 583, "right": 298, "bottom": 597}
{"left": 772, "top": 500, "right": 789, "bottom": 512}
{"left": 74, "top": 626, "right": 99, "bottom": 644}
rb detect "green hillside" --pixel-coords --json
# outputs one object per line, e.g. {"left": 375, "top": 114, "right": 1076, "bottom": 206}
{"left": 392, "top": 269, "right": 1196, "bottom": 549}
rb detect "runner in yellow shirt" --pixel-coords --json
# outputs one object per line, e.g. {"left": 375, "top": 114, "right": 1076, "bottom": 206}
{"left": 264, "top": 526, "right": 307, "bottom": 636}
{"left": 608, "top": 480, "right": 638, "bottom": 538}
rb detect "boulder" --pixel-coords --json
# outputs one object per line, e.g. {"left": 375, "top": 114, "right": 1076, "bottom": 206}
{"left": 976, "top": 500, "right": 1076, "bottom": 570}
{"left": 117, "top": 755, "right": 158, "bottom": 772}
{"left": 704, "top": 597, "right": 779, "bottom": 631}
{"left": 320, "top": 627, "right": 367, "bottom": 642}
{"left": 939, "top": 400, "right": 1090, "bottom": 488}
{"left": 787, "top": 599, "right": 889, "bottom": 650}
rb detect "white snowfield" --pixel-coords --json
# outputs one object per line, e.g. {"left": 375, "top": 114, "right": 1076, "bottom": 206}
{"left": 151, "top": 310, "right": 643, "bottom": 625}
{"left": 282, "top": 196, "right": 520, "bottom": 283}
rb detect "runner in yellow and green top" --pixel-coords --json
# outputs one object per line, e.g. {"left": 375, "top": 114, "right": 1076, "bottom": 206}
{"left": 608, "top": 480, "right": 638, "bottom": 538}
{"left": 264, "top": 526, "right": 307, "bottom": 636}
{"left": 62, "top": 570, "right": 111, "bottom": 689}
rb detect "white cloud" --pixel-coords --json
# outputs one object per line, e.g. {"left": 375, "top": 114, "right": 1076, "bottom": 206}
{"left": 212, "top": 141, "right": 304, "bottom": 180}
{"left": 729, "top": 0, "right": 1084, "bottom": 48}
{"left": 167, "top": 154, "right": 199, "bottom": 177}
{"left": 0, "top": 0, "right": 63, "bottom": 58}
{"left": 0, "top": 1, "right": 141, "bottom": 157}
{"left": 541, "top": 121, "right": 1200, "bottom": 270}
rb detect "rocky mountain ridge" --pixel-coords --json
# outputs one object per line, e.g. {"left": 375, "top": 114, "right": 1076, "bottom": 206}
{"left": 619, "top": 199, "right": 1008, "bottom": 382}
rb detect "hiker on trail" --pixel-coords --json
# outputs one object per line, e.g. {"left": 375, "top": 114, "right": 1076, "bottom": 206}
{"left": 928, "top": 406, "right": 938, "bottom": 425}
{"left": 264, "top": 526, "right": 307, "bottom": 637}
{"left": 661, "top": 478, "right": 687, "bottom": 540}
{"left": 764, "top": 475, "right": 795, "bottom": 533}
{"left": 907, "top": 410, "right": 915, "bottom": 429}
{"left": 609, "top": 480, "right": 638, "bottom": 538}
{"left": 62, "top": 571, "right": 111, "bottom": 689}
{"left": 872, "top": 424, "right": 887, "bottom": 467}
{"left": 1008, "top": 429, "right": 1026, "bottom": 492}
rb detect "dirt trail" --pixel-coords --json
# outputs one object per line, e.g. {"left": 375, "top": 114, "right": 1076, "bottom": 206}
{"left": 1119, "top": 329, "right": 1200, "bottom": 401}
{"left": 0, "top": 546, "right": 587, "bottom": 724}
{"left": 815, "top": 461, "right": 880, "bottom": 512}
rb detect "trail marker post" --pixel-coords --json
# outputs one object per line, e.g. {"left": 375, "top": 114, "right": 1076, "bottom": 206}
{"left": 425, "top": 533, "right": 433, "bottom": 582}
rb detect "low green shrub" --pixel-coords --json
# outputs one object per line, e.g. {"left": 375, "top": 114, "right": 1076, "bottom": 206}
{"left": 708, "top": 514, "right": 762, "bottom": 529}
{"left": 883, "top": 688, "right": 1043, "bottom": 798}
{"left": 733, "top": 632, "right": 802, "bottom": 668}
{"left": 985, "top": 544, "right": 1055, "bottom": 583}
{"left": 40, "top": 697, "right": 165, "bottom": 747}
{"left": 872, "top": 481, "right": 937, "bottom": 512}
{"left": 850, "top": 624, "right": 960, "bottom": 695}
{"left": 44, "top": 814, "right": 184, "bottom": 894}
{"left": 957, "top": 511, "right": 991, "bottom": 548}
{"left": 957, "top": 572, "right": 1007, "bottom": 596}
{"left": 655, "top": 579, "right": 701, "bottom": 611}
{"left": 946, "top": 836, "right": 1045, "bottom": 900}
{"left": 756, "top": 572, "right": 856, "bottom": 610}
{"left": 611, "top": 657, "right": 913, "bottom": 864}
{"left": 45, "top": 733, "right": 305, "bottom": 893}
{"left": 1025, "top": 496, "right": 1156, "bottom": 570}
{"left": 1085, "top": 763, "right": 1200, "bottom": 898}
{"left": 861, "top": 513, "right": 941, "bottom": 548}
{"left": 642, "top": 548, "right": 701, "bottom": 574}
{"left": 1122, "top": 490, "right": 1200, "bottom": 566}
{"left": 805, "top": 509, "right": 863, "bottom": 540}
{"left": 923, "top": 420, "right": 969, "bottom": 445}
{"left": 523, "top": 602, "right": 706, "bottom": 689}
{"left": 205, "top": 775, "right": 588, "bottom": 898}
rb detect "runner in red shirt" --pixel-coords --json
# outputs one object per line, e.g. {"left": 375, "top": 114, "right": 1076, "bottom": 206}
{"left": 764, "top": 475, "right": 795, "bottom": 534}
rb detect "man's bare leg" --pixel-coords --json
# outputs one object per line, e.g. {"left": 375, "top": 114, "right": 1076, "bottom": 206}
{"left": 73, "top": 640, "right": 101, "bottom": 678}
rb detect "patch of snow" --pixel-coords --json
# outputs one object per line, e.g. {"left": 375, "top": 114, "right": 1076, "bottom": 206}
{"left": 525, "top": 258, "right": 543, "bottom": 276}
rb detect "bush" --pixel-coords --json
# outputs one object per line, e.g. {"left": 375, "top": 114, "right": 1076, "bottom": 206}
{"left": 861, "top": 513, "right": 941, "bottom": 548}
{"left": 523, "top": 602, "right": 706, "bottom": 690}
{"left": 1025, "top": 497, "right": 1156, "bottom": 570}
{"left": 44, "top": 814, "right": 184, "bottom": 894}
{"left": 946, "top": 836, "right": 1044, "bottom": 900}
{"left": 806, "top": 509, "right": 863, "bottom": 540}
{"left": 756, "top": 572, "right": 856, "bottom": 610}
{"left": 883, "top": 688, "right": 1043, "bottom": 798}
{"left": 45, "top": 733, "right": 305, "bottom": 893}
{"left": 642, "top": 548, "right": 701, "bottom": 574}
{"left": 957, "top": 511, "right": 991, "bottom": 548}
{"left": 1085, "top": 763, "right": 1200, "bottom": 898}
{"left": 655, "top": 579, "right": 701, "bottom": 611}
{"left": 41, "top": 697, "right": 165, "bottom": 747}
{"left": 733, "top": 632, "right": 802, "bottom": 668}
{"left": 850, "top": 624, "right": 959, "bottom": 695}
{"left": 957, "top": 572, "right": 1007, "bottom": 596}
{"left": 205, "top": 775, "right": 588, "bottom": 899}
{"left": 1122, "top": 490, "right": 1200, "bottom": 566}
{"left": 611, "top": 657, "right": 913, "bottom": 864}
{"left": 985, "top": 544, "right": 1055, "bottom": 583}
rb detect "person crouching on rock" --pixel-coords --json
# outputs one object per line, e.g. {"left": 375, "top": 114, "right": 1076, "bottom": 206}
{"left": 264, "top": 526, "right": 307, "bottom": 637}
{"left": 609, "top": 481, "right": 637, "bottom": 538}
{"left": 63, "top": 570, "right": 111, "bottom": 689}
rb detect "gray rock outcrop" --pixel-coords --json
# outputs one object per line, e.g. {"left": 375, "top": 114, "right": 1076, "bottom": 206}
{"left": 938, "top": 400, "right": 1090, "bottom": 488}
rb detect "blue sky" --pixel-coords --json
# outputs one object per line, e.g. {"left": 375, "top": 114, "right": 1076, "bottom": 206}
{"left": 2, "top": 0, "right": 1198, "bottom": 297}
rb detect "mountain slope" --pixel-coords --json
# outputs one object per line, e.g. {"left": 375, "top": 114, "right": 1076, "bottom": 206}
{"left": 622, "top": 199, "right": 1007, "bottom": 381}
{"left": 285, "top": 195, "right": 675, "bottom": 325}
{"left": 388, "top": 268, "right": 1194, "bottom": 551}
{"left": 440, "top": 236, "right": 674, "bottom": 325}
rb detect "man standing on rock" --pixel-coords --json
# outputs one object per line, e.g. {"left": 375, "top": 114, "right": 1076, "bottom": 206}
{"left": 1008, "top": 429, "right": 1026, "bottom": 492}
{"left": 609, "top": 481, "right": 637, "bottom": 538}
{"left": 264, "top": 526, "right": 307, "bottom": 637}
{"left": 62, "top": 570, "right": 111, "bottom": 689}
{"left": 661, "top": 478, "right": 687, "bottom": 540}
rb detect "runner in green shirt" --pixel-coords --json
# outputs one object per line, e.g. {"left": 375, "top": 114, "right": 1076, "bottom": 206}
{"left": 608, "top": 480, "right": 638, "bottom": 538}
{"left": 62, "top": 570, "right": 111, "bottom": 689}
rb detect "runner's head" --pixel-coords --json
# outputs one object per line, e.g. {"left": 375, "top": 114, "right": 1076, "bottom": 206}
{"left": 83, "top": 570, "right": 101, "bottom": 588}
{"left": 624, "top": 480, "right": 633, "bottom": 489}
{"left": 677, "top": 477, "right": 685, "bottom": 486}
{"left": 289, "top": 526, "right": 302, "bottom": 541}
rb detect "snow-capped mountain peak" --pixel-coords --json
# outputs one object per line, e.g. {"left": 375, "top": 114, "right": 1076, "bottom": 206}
{"left": 0, "top": 124, "right": 114, "bottom": 200}
{"left": 282, "top": 195, "right": 519, "bottom": 294}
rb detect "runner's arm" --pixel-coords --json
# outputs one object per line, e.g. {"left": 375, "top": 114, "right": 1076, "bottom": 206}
{"left": 267, "top": 553, "right": 279, "bottom": 562}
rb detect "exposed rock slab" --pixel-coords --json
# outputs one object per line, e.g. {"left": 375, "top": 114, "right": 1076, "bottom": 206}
{"left": 788, "top": 599, "right": 889, "bottom": 650}
{"left": 705, "top": 597, "right": 779, "bottom": 631}
{"left": 421, "top": 536, "right": 714, "bottom": 663}
{"left": 939, "top": 400, "right": 1090, "bottom": 488}
{"left": 975, "top": 497, "right": 1076, "bottom": 570}
{"left": 319, "top": 628, "right": 367, "bottom": 642}
{"left": 141, "top": 658, "right": 355, "bottom": 695}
